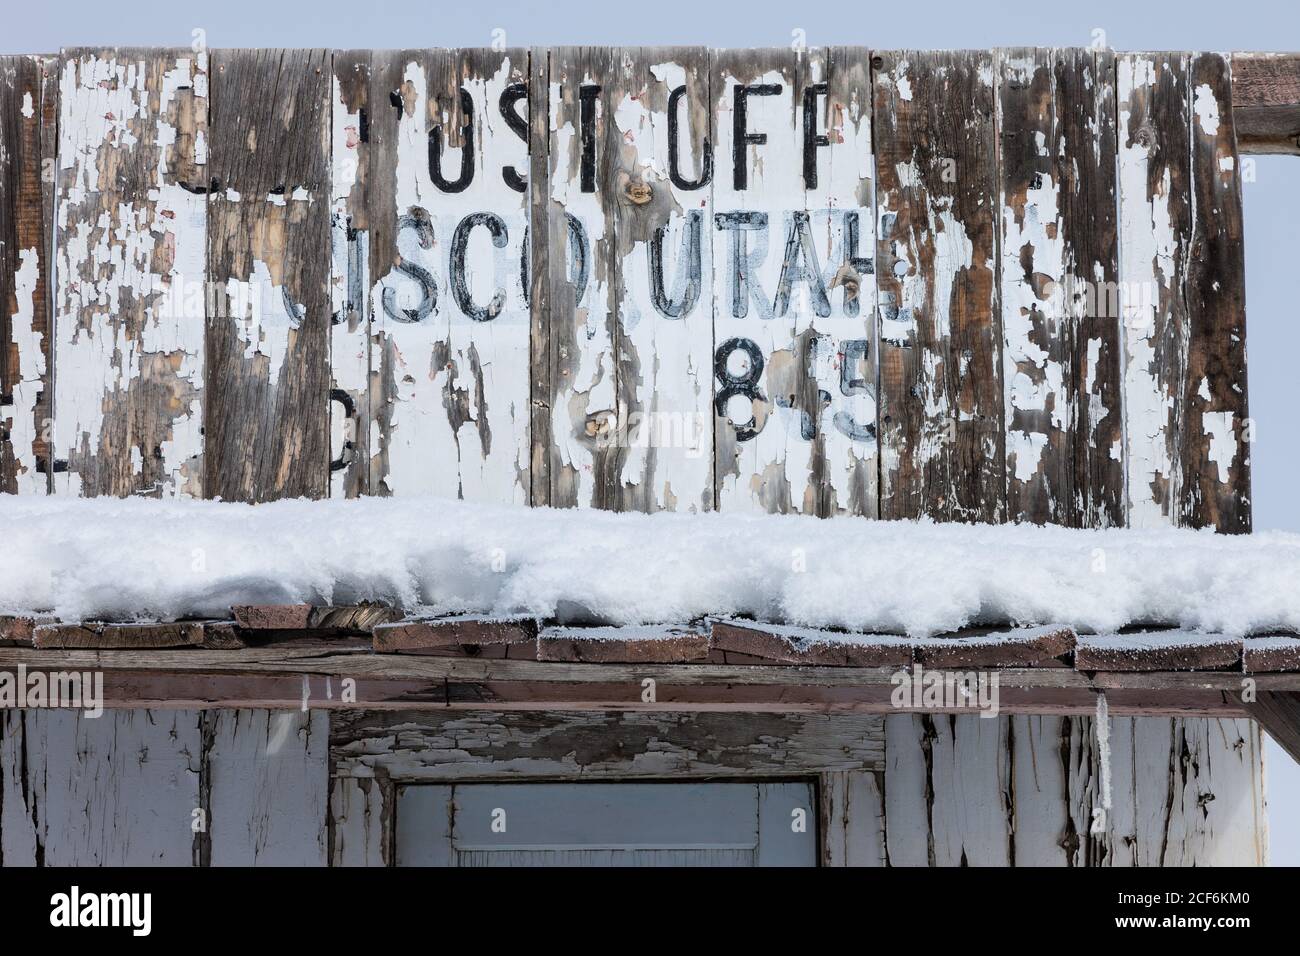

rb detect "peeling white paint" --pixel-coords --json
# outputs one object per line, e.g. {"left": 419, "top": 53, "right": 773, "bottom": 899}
{"left": 1193, "top": 82, "right": 1220, "bottom": 136}
{"left": 375, "top": 56, "right": 529, "bottom": 504}
{"left": 6, "top": 249, "right": 46, "bottom": 492}
{"left": 53, "top": 52, "right": 206, "bottom": 498}
{"left": 1203, "top": 411, "right": 1236, "bottom": 484}
{"left": 1000, "top": 62, "right": 1067, "bottom": 516}
{"left": 1118, "top": 55, "right": 1181, "bottom": 527}
{"left": 329, "top": 69, "right": 371, "bottom": 498}
{"left": 615, "top": 59, "right": 714, "bottom": 512}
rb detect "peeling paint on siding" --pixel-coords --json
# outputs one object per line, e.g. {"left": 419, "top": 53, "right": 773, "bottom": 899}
{"left": 53, "top": 50, "right": 207, "bottom": 498}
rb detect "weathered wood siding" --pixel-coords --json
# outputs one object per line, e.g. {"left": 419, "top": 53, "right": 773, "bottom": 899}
{"left": 874, "top": 51, "right": 1003, "bottom": 523}
{"left": 329, "top": 709, "right": 1264, "bottom": 867}
{"left": 205, "top": 49, "right": 331, "bottom": 503}
{"left": 1118, "top": 53, "right": 1250, "bottom": 532}
{"left": 0, "top": 56, "right": 55, "bottom": 495}
{"left": 53, "top": 49, "right": 208, "bottom": 498}
{"left": 997, "top": 49, "right": 1124, "bottom": 526}
{"left": 0, "top": 708, "right": 328, "bottom": 866}
{"left": 361, "top": 49, "right": 531, "bottom": 502}
{"left": 0, "top": 45, "right": 1252, "bottom": 531}
{"left": 0, "top": 708, "right": 1266, "bottom": 866}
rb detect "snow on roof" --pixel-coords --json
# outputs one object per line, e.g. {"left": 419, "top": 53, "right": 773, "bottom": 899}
{"left": 3, "top": 494, "right": 1299, "bottom": 640}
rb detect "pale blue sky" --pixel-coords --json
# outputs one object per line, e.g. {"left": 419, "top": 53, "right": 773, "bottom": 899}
{"left": 7, "top": 0, "right": 1296, "bottom": 864}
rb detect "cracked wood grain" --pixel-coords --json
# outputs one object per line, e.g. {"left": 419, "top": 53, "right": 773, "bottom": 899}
{"left": 610, "top": 47, "right": 715, "bottom": 513}
{"left": 366, "top": 49, "right": 530, "bottom": 502}
{"left": 205, "top": 48, "right": 331, "bottom": 502}
{"left": 712, "top": 49, "right": 878, "bottom": 516}
{"left": 1118, "top": 53, "right": 1250, "bottom": 534}
{"left": 0, "top": 55, "right": 55, "bottom": 494}
{"left": 998, "top": 48, "right": 1123, "bottom": 526}
{"left": 884, "top": 713, "right": 1264, "bottom": 866}
{"left": 53, "top": 48, "right": 208, "bottom": 498}
{"left": 874, "top": 51, "right": 1003, "bottom": 523}
{"left": 542, "top": 47, "right": 621, "bottom": 509}
{"left": 330, "top": 50, "right": 373, "bottom": 497}
{"left": 1182, "top": 53, "right": 1250, "bottom": 533}
{"left": 1059, "top": 48, "right": 1124, "bottom": 528}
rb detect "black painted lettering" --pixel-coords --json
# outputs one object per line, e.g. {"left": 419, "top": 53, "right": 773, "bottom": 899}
{"left": 733, "top": 83, "right": 781, "bottom": 191}
{"left": 802, "top": 82, "right": 829, "bottom": 189}
{"left": 381, "top": 211, "right": 437, "bottom": 322}
{"left": 714, "top": 337, "right": 767, "bottom": 442}
{"left": 667, "top": 85, "right": 712, "bottom": 191}
{"left": 429, "top": 88, "right": 475, "bottom": 193}
{"left": 580, "top": 84, "right": 601, "bottom": 193}
{"left": 451, "top": 213, "right": 509, "bottom": 322}
{"left": 714, "top": 210, "right": 770, "bottom": 319}
{"left": 774, "top": 211, "right": 830, "bottom": 318}
{"left": 649, "top": 209, "right": 703, "bottom": 318}
{"left": 500, "top": 83, "right": 528, "bottom": 193}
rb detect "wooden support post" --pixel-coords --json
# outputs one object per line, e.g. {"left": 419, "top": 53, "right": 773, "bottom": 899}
{"left": 1243, "top": 691, "right": 1300, "bottom": 764}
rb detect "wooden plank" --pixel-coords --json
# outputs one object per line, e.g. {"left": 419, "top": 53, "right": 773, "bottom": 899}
{"left": 609, "top": 47, "right": 715, "bottom": 513}
{"left": 712, "top": 49, "right": 877, "bottom": 515}
{"left": 1243, "top": 691, "right": 1300, "bottom": 764}
{"left": 819, "top": 770, "right": 886, "bottom": 866}
{"left": 1115, "top": 715, "right": 1265, "bottom": 866}
{"left": 1075, "top": 631, "right": 1241, "bottom": 672}
{"left": 998, "top": 48, "right": 1065, "bottom": 524}
{"left": 1230, "top": 53, "right": 1300, "bottom": 154}
{"left": 1007, "top": 715, "right": 1075, "bottom": 864}
{"left": 884, "top": 712, "right": 1265, "bottom": 866}
{"left": 0, "top": 55, "right": 55, "bottom": 494}
{"left": 331, "top": 709, "right": 886, "bottom": 781}
{"left": 527, "top": 47, "right": 552, "bottom": 506}
{"left": 232, "top": 602, "right": 402, "bottom": 632}
{"left": 205, "top": 48, "right": 331, "bottom": 502}
{"left": 373, "top": 614, "right": 538, "bottom": 655}
{"left": 330, "top": 50, "right": 373, "bottom": 497}
{"left": 874, "top": 51, "right": 1002, "bottom": 522}
{"left": 542, "top": 47, "right": 621, "bottom": 509}
{"left": 1114, "top": 52, "right": 1249, "bottom": 533}
{"left": 366, "top": 49, "right": 531, "bottom": 502}
{"left": 53, "top": 49, "right": 208, "bottom": 498}
{"left": 799, "top": 47, "right": 879, "bottom": 516}
{"left": 537, "top": 624, "right": 709, "bottom": 663}
{"left": 33, "top": 620, "right": 206, "bottom": 649}
{"left": 709, "top": 618, "right": 911, "bottom": 667}
{"left": 328, "top": 775, "right": 390, "bottom": 866}
{"left": 207, "top": 709, "right": 329, "bottom": 865}
{"left": 0, "top": 709, "right": 202, "bottom": 865}
{"left": 997, "top": 49, "right": 1123, "bottom": 526}
{"left": 0, "top": 614, "right": 43, "bottom": 646}
{"left": 1182, "top": 53, "right": 1250, "bottom": 532}
{"left": 1060, "top": 48, "right": 1124, "bottom": 527}
{"left": 910, "top": 624, "right": 1075, "bottom": 668}
{"left": 1244, "top": 635, "right": 1300, "bottom": 673}
{"left": 711, "top": 47, "right": 802, "bottom": 514}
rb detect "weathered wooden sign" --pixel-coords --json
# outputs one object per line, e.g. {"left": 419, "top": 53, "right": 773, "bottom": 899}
{"left": 0, "top": 47, "right": 1253, "bottom": 533}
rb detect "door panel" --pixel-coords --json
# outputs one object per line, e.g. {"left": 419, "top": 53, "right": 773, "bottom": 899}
{"left": 395, "top": 781, "right": 816, "bottom": 867}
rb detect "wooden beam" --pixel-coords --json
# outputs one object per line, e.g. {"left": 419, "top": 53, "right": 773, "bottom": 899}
{"left": 1231, "top": 53, "right": 1300, "bottom": 154}
{"left": 1242, "top": 691, "right": 1300, "bottom": 763}
{"left": 0, "top": 645, "right": 1288, "bottom": 714}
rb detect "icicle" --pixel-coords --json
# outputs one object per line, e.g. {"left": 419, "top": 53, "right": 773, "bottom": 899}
{"left": 1095, "top": 691, "right": 1113, "bottom": 811}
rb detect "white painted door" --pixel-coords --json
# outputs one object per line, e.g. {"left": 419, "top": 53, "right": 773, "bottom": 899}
{"left": 395, "top": 782, "right": 816, "bottom": 866}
